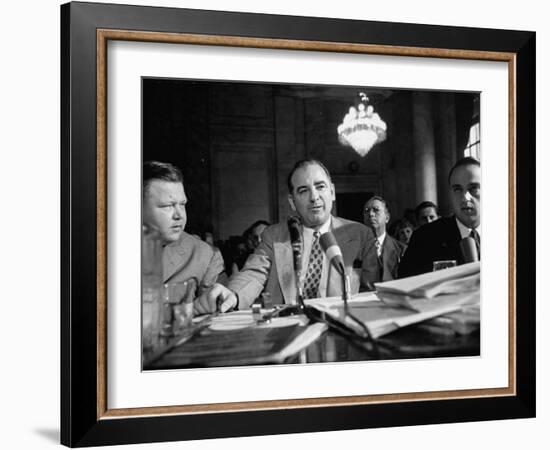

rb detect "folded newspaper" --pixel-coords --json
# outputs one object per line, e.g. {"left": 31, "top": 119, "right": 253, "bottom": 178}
{"left": 308, "top": 262, "right": 480, "bottom": 339}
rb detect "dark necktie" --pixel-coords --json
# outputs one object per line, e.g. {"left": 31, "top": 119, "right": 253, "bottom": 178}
{"left": 470, "top": 229, "right": 481, "bottom": 259}
{"left": 303, "top": 231, "right": 323, "bottom": 299}
{"left": 374, "top": 238, "right": 384, "bottom": 280}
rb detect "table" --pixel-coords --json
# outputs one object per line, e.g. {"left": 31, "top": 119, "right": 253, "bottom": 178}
{"left": 144, "top": 305, "right": 480, "bottom": 370}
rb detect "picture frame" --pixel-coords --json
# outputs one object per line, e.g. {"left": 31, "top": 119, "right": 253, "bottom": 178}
{"left": 60, "top": 1, "right": 535, "bottom": 447}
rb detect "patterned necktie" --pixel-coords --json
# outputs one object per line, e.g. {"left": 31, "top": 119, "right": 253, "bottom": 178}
{"left": 303, "top": 231, "right": 323, "bottom": 299}
{"left": 470, "top": 229, "right": 481, "bottom": 259}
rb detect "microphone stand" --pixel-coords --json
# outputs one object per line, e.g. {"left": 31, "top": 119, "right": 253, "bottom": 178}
{"left": 338, "top": 263, "right": 378, "bottom": 356}
{"left": 295, "top": 268, "right": 306, "bottom": 310}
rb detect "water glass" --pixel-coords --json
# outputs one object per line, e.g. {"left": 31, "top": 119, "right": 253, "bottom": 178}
{"left": 432, "top": 260, "right": 457, "bottom": 271}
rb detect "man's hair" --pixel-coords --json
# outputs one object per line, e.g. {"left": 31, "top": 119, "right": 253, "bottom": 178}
{"left": 389, "top": 218, "right": 414, "bottom": 238}
{"left": 364, "top": 195, "right": 389, "bottom": 215}
{"left": 143, "top": 160, "right": 184, "bottom": 195}
{"left": 448, "top": 157, "right": 480, "bottom": 184}
{"left": 243, "top": 220, "right": 270, "bottom": 239}
{"left": 415, "top": 200, "right": 439, "bottom": 218}
{"left": 287, "top": 159, "right": 332, "bottom": 193}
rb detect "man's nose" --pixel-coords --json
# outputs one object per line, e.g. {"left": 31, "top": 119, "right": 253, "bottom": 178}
{"left": 309, "top": 189, "right": 320, "bottom": 201}
{"left": 173, "top": 204, "right": 184, "bottom": 219}
{"left": 463, "top": 190, "right": 473, "bottom": 202}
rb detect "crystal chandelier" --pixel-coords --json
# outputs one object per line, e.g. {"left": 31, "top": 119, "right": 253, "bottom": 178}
{"left": 337, "top": 92, "right": 387, "bottom": 157}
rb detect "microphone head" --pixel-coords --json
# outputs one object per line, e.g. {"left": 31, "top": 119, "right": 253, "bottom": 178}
{"left": 287, "top": 216, "right": 302, "bottom": 242}
{"left": 459, "top": 236, "right": 479, "bottom": 263}
{"left": 319, "top": 231, "right": 345, "bottom": 275}
{"left": 287, "top": 216, "right": 303, "bottom": 274}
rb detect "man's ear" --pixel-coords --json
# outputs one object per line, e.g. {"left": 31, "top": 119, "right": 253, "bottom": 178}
{"left": 288, "top": 195, "right": 296, "bottom": 211}
{"left": 331, "top": 183, "right": 336, "bottom": 201}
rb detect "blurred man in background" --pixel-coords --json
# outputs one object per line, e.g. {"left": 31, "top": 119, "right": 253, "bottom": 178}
{"left": 363, "top": 196, "right": 407, "bottom": 285}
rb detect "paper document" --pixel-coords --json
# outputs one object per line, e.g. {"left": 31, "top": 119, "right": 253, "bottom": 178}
{"left": 375, "top": 262, "right": 480, "bottom": 301}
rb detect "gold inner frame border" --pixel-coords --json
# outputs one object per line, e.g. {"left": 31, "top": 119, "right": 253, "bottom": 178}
{"left": 95, "top": 28, "right": 517, "bottom": 420}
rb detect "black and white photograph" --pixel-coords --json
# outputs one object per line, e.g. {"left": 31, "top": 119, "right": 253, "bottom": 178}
{"left": 52, "top": 1, "right": 539, "bottom": 448}
{"left": 141, "top": 78, "right": 482, "bottom": 370}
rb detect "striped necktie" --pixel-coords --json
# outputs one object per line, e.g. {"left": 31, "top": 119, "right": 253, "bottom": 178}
{"left": 375, "top": 238, "right": 382, "bottom": 257}
{"left": 303, "top": 231, "right": 323, "bottom": 299}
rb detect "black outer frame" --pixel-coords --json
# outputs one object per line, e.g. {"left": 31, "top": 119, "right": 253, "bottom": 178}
{"left": 60, "top": 1, "right": 535, "bottom": 447}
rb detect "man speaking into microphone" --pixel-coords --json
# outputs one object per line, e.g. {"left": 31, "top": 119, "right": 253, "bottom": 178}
{"left": 399, "top": 157, "right": 481, "bottom": 277}
{"left": 194, "top": 159, "right": 376, "bottom": 314}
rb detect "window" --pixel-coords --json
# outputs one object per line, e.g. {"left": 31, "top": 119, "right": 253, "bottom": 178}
{"left": 464, "top": 96, "right": 480, "bottom": 160}
{"left": 464, "top": 121, "right": 480, "bottom": 160}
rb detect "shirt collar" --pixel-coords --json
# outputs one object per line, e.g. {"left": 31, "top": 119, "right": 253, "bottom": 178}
{"left": 455, "top": 217, "right": 481, "bottom": 239}
{"left": 302, "top": 216, "right": 332, "bottom": 237}
{"left": 377, "top": 231, "right": 386, "bottom": 246}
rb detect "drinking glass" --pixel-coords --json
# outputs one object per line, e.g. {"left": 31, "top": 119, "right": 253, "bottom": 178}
{"left": 432, "top": 260, "right": 457, "bottom": 271}
{"left": 162, "top": 279, "right": 197, "bottom": 336}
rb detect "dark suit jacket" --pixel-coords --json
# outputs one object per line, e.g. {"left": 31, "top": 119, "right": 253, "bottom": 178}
{"left": 163, "top": 232, "right": 225, "bottom": 296}
{"left": 227, "top": 216, "right": 376, "bottom": 309}
{"left": 398, "top": 216, "right": 464, "bottom": 278}
{"left": 364, "top": 234, "right": 407, "bottom": 285}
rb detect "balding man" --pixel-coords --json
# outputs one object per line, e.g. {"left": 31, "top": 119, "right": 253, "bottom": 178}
{"left": 399, "top": 157, "right": 481, "bottom": 277}
{"left": 195, "top": 159, "right": 376, "bottom": 313}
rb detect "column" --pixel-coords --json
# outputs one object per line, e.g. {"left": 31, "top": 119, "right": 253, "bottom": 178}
{"left": 412, "top": 91, "right": 438, "bottom": 206}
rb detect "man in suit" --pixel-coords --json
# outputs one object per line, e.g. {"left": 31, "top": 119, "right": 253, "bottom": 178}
{"left": 143, "top": 161, "right": 225, "bottom": 300}
{"left": 362, "top": 196, "right": 407, "bottom": 285}
{"left": 194, "top": 159, "right": 375, "bottom": 313}
{"left": 399, "top": 157, "right": 481, "bottom": 277}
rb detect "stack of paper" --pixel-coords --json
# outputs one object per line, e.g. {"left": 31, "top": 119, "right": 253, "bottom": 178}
{"left": 306, "top": 263, "right": 480, "bottom": 339}
{"left": 375, "top": 262, "right": 479, "bottom": 304}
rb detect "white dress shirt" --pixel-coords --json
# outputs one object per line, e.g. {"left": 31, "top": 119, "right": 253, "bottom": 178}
{"left": 455, "top": 217, "right": 481, "bottom": 239}
{"left": 375, "top": 232, "right": 387, "bottom": 257}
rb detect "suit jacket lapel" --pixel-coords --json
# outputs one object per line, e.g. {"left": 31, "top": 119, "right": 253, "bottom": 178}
{"left": 274, "top": 229, "right": 298, "bottom": 304}
{"left": 162, "top": 234, "right": 190, "bottom": 282}
{"left": 448, "top": 217, "right": 464, "bottom": 263}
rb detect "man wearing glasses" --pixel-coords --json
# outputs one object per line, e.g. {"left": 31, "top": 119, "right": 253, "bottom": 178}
{"left": 195, "top": 159, "right": 376, "bottom": 314}
{"left": 363, "top": 196, "right": 407, "bottom": 286}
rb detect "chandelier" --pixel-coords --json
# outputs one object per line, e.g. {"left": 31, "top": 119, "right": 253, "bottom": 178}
{"left": 337, "top": 92, "right": 387, "bottom": 157}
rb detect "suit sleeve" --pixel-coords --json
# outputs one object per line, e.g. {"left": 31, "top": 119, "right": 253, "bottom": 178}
{"left": 227, "top": 230, "right": 275, "bottom": 309}
{"left": 398, "top": 229, "right": 430, "bottom": 278}
{"left": 198, "top": 248, "right": 225, "bottom": 296}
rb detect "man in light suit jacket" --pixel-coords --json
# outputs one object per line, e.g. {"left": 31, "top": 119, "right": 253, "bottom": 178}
{"left": 194, "top": 159, "right": 376, "bottom": 314}
{"left": 399, "top": 157, "right": 481, "bottom": 277}
{"left": 362, "top": 196, "right": 407, "bottom": 286}
{"left": 143, "top": 161, "right": 224, "bottom": 299}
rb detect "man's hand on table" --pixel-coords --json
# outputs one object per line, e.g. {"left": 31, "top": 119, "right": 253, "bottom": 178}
{"left": 194, "top": 283, "right": 238, "bottom": 315}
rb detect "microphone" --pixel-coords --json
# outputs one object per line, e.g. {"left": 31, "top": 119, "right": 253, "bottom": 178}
{"left": 319, "top": 231, "right": 345, "bottom": 276}
{"left": 287, "top": 216, "right": 304, "bottom": 306}
{"left": 287, "top": 216, "right": 303, "bottom": 273}
{"left": 319, "top": 231, "right": 351, "bottom": 305}
{"left": 460, "top": 236, "right": 479, "bottom": 263}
